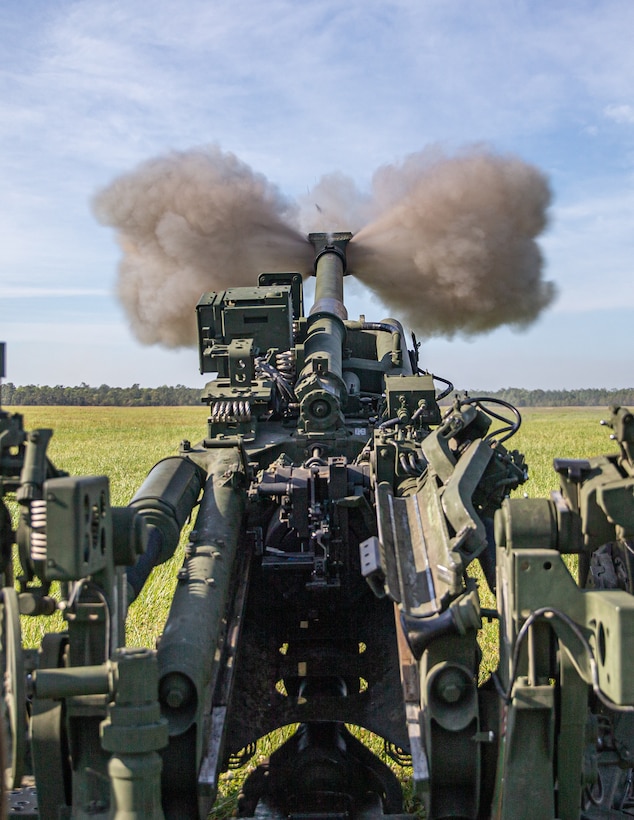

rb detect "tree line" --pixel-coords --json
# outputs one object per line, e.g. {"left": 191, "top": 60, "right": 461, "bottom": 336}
{"left": 2, "top": 382, "right": 634, "bottom": 408}
{"left": 444, "top": 387, "right": 634, "bottom": 408}
{"left": 0, "top": 383, "right": 201, "bottom": 406}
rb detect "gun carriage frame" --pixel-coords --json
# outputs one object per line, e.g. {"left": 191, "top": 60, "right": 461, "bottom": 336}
{"left": 2, "top": 234, "right": 634, "bottom": 819}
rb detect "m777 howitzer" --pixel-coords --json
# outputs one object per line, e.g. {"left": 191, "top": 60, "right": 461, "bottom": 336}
{"left": 3, "top": 234, "right": 634, "bottom": 819}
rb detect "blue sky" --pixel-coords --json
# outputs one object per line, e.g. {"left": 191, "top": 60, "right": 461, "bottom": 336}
{"left": 1, "top": 0, "right": 633, "bottom": 389}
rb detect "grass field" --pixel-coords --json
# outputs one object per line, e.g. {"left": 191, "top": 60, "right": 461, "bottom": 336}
{"left": 510, "top": 406, "right": 618, "bottom": 497}
{"left": 5, "top": 404, "right": 622, "bottom": 815}
{"left": 12, "top": 403, "right": 618, "bottom": 506}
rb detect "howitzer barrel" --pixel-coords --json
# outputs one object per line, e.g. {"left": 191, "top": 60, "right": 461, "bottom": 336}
{"left": 295, "top": 233, "right": 352, "bottom": 432}
{"left": 309, "top": 233, "right": 349, "bottom": 322}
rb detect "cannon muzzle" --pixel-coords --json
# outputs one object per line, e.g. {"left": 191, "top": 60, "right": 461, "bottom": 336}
{"left": 294, "top": 233, "right": 353, "bottom": 433}
{"left": 308, "top": 232, "right": 352, "bottom": 321}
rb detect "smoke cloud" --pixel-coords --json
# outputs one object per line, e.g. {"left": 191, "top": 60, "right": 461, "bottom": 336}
{"left": 348, "top": 147, "right": 556, "bottom": 336}
{"left": 93, "top": 146, "right": 311, "bottom": 346}
{"left": 94, "top": 144, "right": 555, "bottom": 347}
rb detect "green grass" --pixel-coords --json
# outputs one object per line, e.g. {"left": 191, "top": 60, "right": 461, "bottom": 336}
{"left": 511, "top": 406, "right": 617, "bottom": 497}
{"left": 474, "top": 406, "right": 619, "bottom": 683}
{"left": 9, "top": 406, "right": 205, "bottom": 505}
{"left": 8, "top": 406, "right": 205, "bottom": 649}
{"left": 5, "top": 404, "right": 622, "bottom": 816}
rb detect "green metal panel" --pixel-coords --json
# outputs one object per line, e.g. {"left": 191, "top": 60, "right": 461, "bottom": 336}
{"left": 43, "top": 476, "right": 112, "bottom": 581}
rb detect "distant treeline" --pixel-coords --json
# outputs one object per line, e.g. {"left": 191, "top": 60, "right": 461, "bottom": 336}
{"left": 446, "top": 387, "right": 634, "bottom": 408}
{"left": 0, "top": 383, "right": 201, "bottom": 406}
{"left": 2, "top": 383, "right": 634, "bottom": 408}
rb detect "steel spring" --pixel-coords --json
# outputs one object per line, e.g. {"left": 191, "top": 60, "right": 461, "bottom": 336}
{"left": 275, "top": 350, "right": 296, "bottom": 380}
{"left": 30, "top": 498, "right": 48, "bottom": 562}
{"left": 210, "top": 400, "right": 252, "bottom": 422}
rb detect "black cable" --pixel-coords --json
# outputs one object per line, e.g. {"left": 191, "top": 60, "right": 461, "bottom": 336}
{"left": 460, "top": 396, "right": 522, "bottom": 444}
{"left": 500, "top": 606, "right": 634, "bottom": 713}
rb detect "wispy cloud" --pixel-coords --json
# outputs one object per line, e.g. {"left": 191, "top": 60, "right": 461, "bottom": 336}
{"left": 6, "top": 0, "right": 634, "bottom": 175}
{"left": 2, "top": 0, "right": 634, "bottom": 387}
{"left": 604, "top": 104, "right": 634, "bottom": 125}
{"left": 3, "top": 287, "right": 111, "bottom": 298}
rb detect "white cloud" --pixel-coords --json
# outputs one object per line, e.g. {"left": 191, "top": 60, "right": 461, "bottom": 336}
{"left": 3, "top": 0, "right": 634, "bottom": 186}
{"left": 3, "top": 287, "right": 111, "bottom": 298}
{"left": 3, "top": 0, "right": 634, "bottom": 388}
{"left": 538, "top": 184, "right": 634, "bottom": 312}
{"left": 604, "top": 104, "right": 634, "bottom": 125}
{"left": 3, "top": 319, "right": 122, "bottom": 343}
